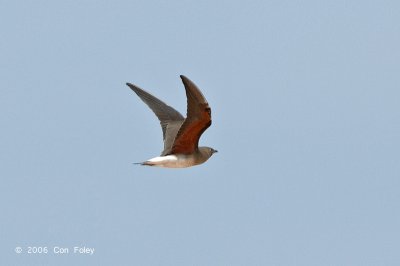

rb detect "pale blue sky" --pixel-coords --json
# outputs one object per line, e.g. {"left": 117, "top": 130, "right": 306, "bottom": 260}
{"left": 1, "top": 0, "right": 400, "bottom": 265}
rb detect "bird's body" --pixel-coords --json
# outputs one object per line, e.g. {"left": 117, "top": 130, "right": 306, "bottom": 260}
{"left": 140, "top": 147, "right": 214, "bottom": 168}
{"left": 127, "top": 75, "right": 217, "bottom": 168}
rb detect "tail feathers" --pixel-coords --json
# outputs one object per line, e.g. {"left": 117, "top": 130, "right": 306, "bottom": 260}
{"left": 132, "top": 161, "right": 155, "bottom": 166}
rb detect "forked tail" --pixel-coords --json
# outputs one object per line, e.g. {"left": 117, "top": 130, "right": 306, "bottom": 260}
{"left": 132, "top": 161, "right": 155, "bottom": 166}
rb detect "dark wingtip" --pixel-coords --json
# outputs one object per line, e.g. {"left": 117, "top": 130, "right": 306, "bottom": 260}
{"left": 126, "top": 82, "right": 139, "bottom": 93}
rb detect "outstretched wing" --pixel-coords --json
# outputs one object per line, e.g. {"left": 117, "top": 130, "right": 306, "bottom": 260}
{"left": 126, "top": 83, "right": 184, "bottom": 153}
{"left": 169, "top": 75, "right": 212, "bottom": 155}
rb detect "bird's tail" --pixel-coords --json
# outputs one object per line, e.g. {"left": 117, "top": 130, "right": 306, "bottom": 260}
{"left": 132, "top": 161, "right": 155, "bottom": 166}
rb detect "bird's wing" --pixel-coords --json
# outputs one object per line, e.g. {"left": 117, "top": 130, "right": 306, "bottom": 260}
{"left": 126, "top": 83, "right": 185, "bottom": 152}
{"left": 169, "top": 75, "right": 212, "bottom": 155}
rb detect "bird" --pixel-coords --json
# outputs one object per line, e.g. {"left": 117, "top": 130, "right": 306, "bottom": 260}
{"left": 126, "top": 75, "right": 217, "bottom": 168}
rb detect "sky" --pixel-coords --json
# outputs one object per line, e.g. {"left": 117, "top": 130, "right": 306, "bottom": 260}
{"left": 1, "top": 0, "right": 400, "bottom": 265}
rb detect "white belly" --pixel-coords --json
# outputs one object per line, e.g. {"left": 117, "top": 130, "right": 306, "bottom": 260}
{"left": 143, "top": 154, "right": 197, "bottom": 168}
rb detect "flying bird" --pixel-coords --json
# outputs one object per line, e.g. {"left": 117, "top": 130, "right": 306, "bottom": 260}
{"left": 126, "top": 75, "right": 217, "bottom": 168}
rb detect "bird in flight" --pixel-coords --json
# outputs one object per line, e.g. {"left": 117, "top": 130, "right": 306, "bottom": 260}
{"left": 126, "top": 75, "right": 217, "bottom": 168}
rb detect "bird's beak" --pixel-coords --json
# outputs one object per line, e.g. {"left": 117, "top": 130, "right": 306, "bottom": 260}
{"left": 213, "top": 149, "right": 218, "bottom": 154}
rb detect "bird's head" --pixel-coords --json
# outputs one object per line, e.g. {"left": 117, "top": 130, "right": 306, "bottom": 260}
{"left": 200, "top": 147, "right": 218, "bottom": 158}
{"left": 210, "top": 148, "right": 218, "bottom": 155}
